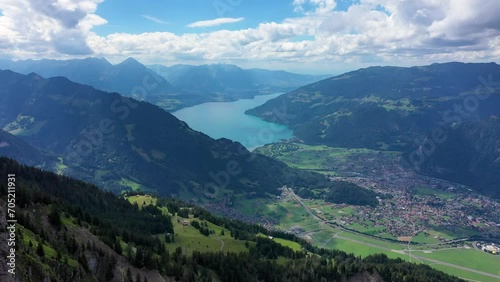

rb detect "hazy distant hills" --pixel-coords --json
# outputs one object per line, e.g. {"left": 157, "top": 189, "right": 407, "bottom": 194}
{"left": 0, "top": 58, "right": 329, "bottom": 111}
{"left": 248, "top": 62, "right": 500, "bottom": 198}
{"left": 0, "top": 57, "right": 170, "bottom": 95}
{"left": 150, "top": 63, "right": 330, "bottom": 99}
{"left": 0, "top": 69, "right": 326, "bottom": 198}
{"left": 0, "top": 57, "right": 210, "bottom": 111}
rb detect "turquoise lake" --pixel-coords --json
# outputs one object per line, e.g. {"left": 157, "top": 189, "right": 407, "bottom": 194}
{"left": 173, "top": 93, "right": 293, "bottom": 150}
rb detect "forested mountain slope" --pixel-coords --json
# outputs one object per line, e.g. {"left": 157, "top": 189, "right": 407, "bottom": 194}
{"left": 0, "top": 70, "right": 326, "bottom": 197}
{"left": 0, "top": 158, "right": 465, "bottom": 282}
{"left": 0, "top": 58, "right": 207, "bottom": 111}
{"left": 248, "top": 62, "right": 500, "bottom": 197}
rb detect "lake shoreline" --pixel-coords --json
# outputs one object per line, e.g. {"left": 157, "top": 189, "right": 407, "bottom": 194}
{"left": 173, "top": 93, "right": 293, "bottom": 150}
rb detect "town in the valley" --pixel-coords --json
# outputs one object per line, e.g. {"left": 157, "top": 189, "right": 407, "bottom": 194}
{"left": 204, "top": 148, "right": 499, "bottom": 247}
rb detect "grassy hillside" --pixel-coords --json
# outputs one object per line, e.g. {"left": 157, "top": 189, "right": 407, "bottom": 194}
{"left": 249, "top": 63, "right": 500, "bottom": 150}
{"left": 0, "top": 157, "right": 465, "bottom": 282}
{"left": 248, "top": 62, "right": 500, "bottom": 197}
{"left": 126, "top": 195, "right": 251, "bottom": 254}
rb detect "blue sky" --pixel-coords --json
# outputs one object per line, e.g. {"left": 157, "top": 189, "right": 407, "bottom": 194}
{"left": 0, "top": 0, "right": 499, "bottom": 74}
{"left": 92, "top": 0, "right": 358, "bottom": 36}
{"left": 93, "top": 0, "right": 296, "bottom": 36}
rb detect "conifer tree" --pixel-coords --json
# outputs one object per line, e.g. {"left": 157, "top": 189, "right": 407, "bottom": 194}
{"left": 125, "top": 268, "right": 133, "bottom": 282}
{"left": 36, "top": 241, "right": 45, "bottom": 257}
{"left": 48, "top": 204, "right": 62, "bottom": 229}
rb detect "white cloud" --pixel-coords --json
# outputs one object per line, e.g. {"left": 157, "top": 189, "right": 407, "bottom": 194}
{"left": 141, "top": 15, "right": 168, "bottom": 25}
{"left": 293, "top": 0, "right": 337, "bottom": 14}
{"left": 0, "top": 0, "right": 499, "bottom": 73}
{"left": 427, "top": 0, "right": 500, "bottom": 39}
{"left": 0, "top": 0, "right": 105, "bottom": 57}
{"left": 121, "top": 1, "right": 500, "bottom": 73}
{"left": 87, "top": 0, "right": 500, "bottom": 73}
{"left": 187, "top": 17, "right": 244, "bottom": 28}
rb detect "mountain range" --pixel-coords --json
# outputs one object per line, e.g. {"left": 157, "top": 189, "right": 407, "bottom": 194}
{"left": 0, "top": 61, "right": 496, "bottom": 281}
{"left": 0, "top": 58, "right": 328, "bottom": 111}
{"left": 0, "top": 69, "right": 328, "bottom": 200}
{"left": 150, "top": 63, "right": 329, "bottom": 100}
{"left": 0, "top": 57, "right": 202, "bottom": 111}
{"left": 247, "top": 62, "right": 500, "bottom": 198}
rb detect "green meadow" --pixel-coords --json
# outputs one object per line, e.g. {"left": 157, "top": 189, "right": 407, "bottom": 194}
{"left": 258, "top": 195, "right": 500, "bottom": 282}
{"left": 127, "top": 195, "right": 300, "bottom": 255}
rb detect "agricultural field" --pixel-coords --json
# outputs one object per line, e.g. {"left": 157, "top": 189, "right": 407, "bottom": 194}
{"left": 126, "top": 187, "right": 499, "bottom": 281}
{"left": 55, "top": 157, "right": 68, "bottom": 174}
{"left": 410, "top": 231, "right": 443, "bottom": 244}
{"left": 415, "top": 248, "right": 500, "bottom": 276}
{"left": 413, "top": 186, "right": 456, "bottom": 199}
{"left": 263, "top": 192, "right": 500, "bottom": 282}
{"left": 254, "top": 142, "right": 399, "bottom": 175}
{"left": 430, "top": 264, "right": 499, "bottom": 282}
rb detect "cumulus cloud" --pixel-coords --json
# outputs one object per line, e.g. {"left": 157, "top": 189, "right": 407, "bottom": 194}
{"left": 29, "top": 0, "right": 87, "bottom": 28}
{"left": 427, "top": 0, "right": 500, "bottom": 39}
{"left": 0, "top": 0, "right": 499, "bottom": 72}
{"left": 187, "top": 17, "right": 244, "bottom": 28}
{"left": 0, "top": 0, "right": 105, "bottom": 57}
{"left": 293, "top": 0, "right": 337, "bottom": 14}
{"left": 316, "top": 0, "right": 500, "bottom": 64}
{"left": 86, "top": 0, "right": 499, "bottom": 72}
{"left": 102, "top": 0, "right": 498, "bottom": 70}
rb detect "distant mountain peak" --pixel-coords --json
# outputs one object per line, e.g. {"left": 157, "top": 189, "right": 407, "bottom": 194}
{"left": 119, "top": 57, "right": 142, "bottom": 66}
{"left": 82, "top": 57, "right": 112, "bottom": 65}
{"left": 150, "top": 63, "right": 330, "bottom": 97}
{"left": 0, "top": 57, "right": 189, "bottom": 110}
{"left": 26, "top": 72, "right": 43, "bottom": 80}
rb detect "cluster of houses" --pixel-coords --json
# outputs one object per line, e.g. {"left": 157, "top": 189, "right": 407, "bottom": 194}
{"left": 319, "top": 152, "right": 500, "bottom": 239}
